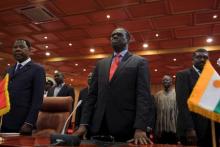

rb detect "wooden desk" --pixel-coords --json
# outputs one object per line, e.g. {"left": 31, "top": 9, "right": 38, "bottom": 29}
{"left": 0, "top": 136, "right": 189, "bottom": 147}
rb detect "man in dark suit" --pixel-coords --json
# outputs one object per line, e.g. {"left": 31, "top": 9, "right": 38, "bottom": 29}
{"left": 75, "top": 28, "right": 153, "bottom": 144}
{"left": 75, "top": 72, "right": 93, "bottom": 130}
{"left": 176, "top": 48, "right": 220, "bottom": 146}
{"left": 47, "top": 71, "right": 75, "bottom": 129}
{"left": 1, "top": 39, "right": 45, "bottom": 135}
{"left": 47, "top": 72, "right": 75, "bottom": 101}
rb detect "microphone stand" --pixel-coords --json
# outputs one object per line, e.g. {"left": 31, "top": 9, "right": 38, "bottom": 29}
{"left": 61, "top": 100, "right": 82, "bottom": 134}
{"left": 50, "top": 100, "right": 83, "bottom": 146}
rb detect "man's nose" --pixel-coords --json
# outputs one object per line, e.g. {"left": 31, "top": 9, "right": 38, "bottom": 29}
{"left": 13, "top": 46, "right": 23, "bottom": 50}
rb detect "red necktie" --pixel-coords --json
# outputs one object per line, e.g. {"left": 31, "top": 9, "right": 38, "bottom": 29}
{"left": 109, "top": 54, "right": 120, "bottom": 81}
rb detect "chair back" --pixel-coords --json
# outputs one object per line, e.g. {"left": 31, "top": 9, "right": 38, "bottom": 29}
{"left": 35, "top": 96, "right": 72, "bottom": 136}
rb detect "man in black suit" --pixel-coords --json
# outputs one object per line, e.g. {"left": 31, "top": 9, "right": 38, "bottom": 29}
{"left": 1, "top": 39, "right": 45, "bottom": 135}
{"left": 47, "top": 72, "right": 75, "bottom": 102}
{"left": 75, "top": 28, "right": 153, "bottom": 144}
{"left": 176, "top": 48, "right": 220, "bottom": 146}
{"left": 75, "top": 72, "right": 93, "bottom": 130}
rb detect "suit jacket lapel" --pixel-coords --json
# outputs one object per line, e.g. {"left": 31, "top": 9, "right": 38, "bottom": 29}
{"left": 14, "top": 61, "right": 32, "bottom": 77}
{"left": 190, "top": 67, "right": 200, "bottom": 88}
{"left": 110, "top": 52, "right": 132, "bottom": 82}
{"left": 104, "top": 56, "right": 112, "bottom": 84}
{"left": 57, "top": 84, "right": 65, "bottom": 96}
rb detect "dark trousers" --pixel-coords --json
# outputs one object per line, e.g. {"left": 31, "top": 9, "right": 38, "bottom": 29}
{"left": 179, "top": 125, "right": 220, "bottom": 147}
{"left": 179, "top": 136, "right": 213, "bottom": 147}
{"left": 157, "top": 131, "right": 177, "bottom": 144}
{"left": 90, "top": 114, "right": 133, "bottom": 142}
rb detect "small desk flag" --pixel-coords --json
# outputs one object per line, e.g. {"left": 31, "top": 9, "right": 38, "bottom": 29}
{"left": 188, "top": 60, "right": 220, "bottom": 123}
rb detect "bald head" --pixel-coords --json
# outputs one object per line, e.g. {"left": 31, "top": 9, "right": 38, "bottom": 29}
{"left": 162, "top": 75, "right": 172, "bottom": 90}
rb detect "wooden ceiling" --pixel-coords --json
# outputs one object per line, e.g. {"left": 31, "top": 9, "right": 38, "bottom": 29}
{"left": 1, "top": 0, "right": 220, "bottom": 86}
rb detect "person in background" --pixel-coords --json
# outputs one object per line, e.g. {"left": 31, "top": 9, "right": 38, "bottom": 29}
{"left": 75, "top": 72, "right": 93, "bottom": 130}
{"left": 47, "top": 71, "right": 75, "bottom": 100}
{"left": 74, "top": 28, "right": 153, "bottom": 145}
{"left": 154, "top": 75, "right": 177, "bottom": 144}
{"left": 175, "top": 48, "right": 220, "bottom": 146}
{"left": 75, "top": 72, "right": 93, "bottom": 139}
{"left": 44, "top": 79, "right": 54, "bottom": 97}
{"left": 47, "top": 71, "right": 75, "bottom": 129}
{"left": 1, "top": 39, "right": 45, "bottom": 135}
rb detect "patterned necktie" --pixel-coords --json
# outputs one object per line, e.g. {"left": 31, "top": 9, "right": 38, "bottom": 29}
{"left": 109, "top": 54, "right": 120, "bottom": 81}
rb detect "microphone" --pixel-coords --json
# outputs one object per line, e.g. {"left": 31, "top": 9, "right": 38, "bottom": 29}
{"left": 50, "top": 100, "right": 82, "bottom": 146}
{"left": 50, "top": 134, "right": 81, "bottom": 146}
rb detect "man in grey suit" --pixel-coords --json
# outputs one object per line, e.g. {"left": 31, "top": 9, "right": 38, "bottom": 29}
{"left": 1, "top": 39, "right": 45, "bottom": 135}
{"left": 176, "top": 48, "right": 220, "bottom": 146}
{"left": 75, "top": 28, "right": 153, "bottom": 144}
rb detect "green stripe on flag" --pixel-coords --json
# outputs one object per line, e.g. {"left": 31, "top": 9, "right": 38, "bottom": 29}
{"left": 214, "top": 100, "right": 220, "bottom": 113}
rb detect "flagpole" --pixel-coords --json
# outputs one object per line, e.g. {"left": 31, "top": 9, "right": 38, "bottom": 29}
{"left": 211, "top": 120, "right": 216, "bottom": 147}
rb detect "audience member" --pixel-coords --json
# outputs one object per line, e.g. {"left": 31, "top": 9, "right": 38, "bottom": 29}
{"left": 75, "top": 72, "right": 93, "bottom": 139}
{"left": 44, "top": 79, "right": 54, "bottom": 97}
{"left": 47, "top": 71, "right": 75, "bottom": 101}
{"left": 176, "top": 48, "right": 220, "bottom": 146}
{"left": 75, "top": 72, "right": 93, "bottom": 129}
{"left": 47, "top": 71, "right": 75, "bottom": 129}
{"left": 154, "top": 75, "right": 177, "bottom": 144}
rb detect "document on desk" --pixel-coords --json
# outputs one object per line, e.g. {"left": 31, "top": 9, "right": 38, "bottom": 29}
{"left": 0, "top": 133, "right": 20, "bottom": 137}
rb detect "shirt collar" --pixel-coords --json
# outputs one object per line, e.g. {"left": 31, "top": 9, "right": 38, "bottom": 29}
{"left": 17, "top": 58, "right": 31, "bottom": 67}
{"left": 113, "top": 49, "right": 128, "bottom": 57}
{"left": 193, "top": 65, "right": 201, "bottom": 75}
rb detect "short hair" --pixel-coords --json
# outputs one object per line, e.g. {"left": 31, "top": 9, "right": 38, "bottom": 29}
{"left": 192, "top": 48, "right": 208, "bottom": 57}
{"left": 115, "top": 27, "right": 131, "bottom": 41}
{"left": 16, "top": 39, "right": 31, "bottom": 49}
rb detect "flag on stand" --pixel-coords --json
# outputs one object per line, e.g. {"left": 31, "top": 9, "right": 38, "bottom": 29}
{"left": 0, "top": 74, "right": 10, "bottom": 116}
{"left": 187, "top": 60, "right": 220, "bottom": 123}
